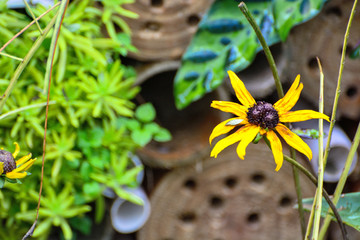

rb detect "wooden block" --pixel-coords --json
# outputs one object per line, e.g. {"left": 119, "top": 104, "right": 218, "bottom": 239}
{"left": 284, "top": 0, "right": 360, "bottom": 119}
{"left": 138, "top": 141, "right": 315, "bottom": 240}
{"left": 122, "top": 0, "right": 214, "bottom": 61}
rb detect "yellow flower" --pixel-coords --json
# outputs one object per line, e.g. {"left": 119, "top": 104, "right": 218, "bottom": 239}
{"left": 210, "top": 71, "right": 329, "bottom": 171}
{"left": 0, "top": 142, "right": 36, "bottom": 179}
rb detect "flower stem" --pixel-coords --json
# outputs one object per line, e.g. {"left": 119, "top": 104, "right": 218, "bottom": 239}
{"left": 318, "top": 122, "right": 360, "bottom": 239}
{"left": 283, "top": 155, "right": 347, "bottom": 240}
{"left": 238, "top": 2, "right": 304, "bottom": 237}
{"left": 311, "top": 58, "right": 325, "bottom": 240}
{"left": 318, "top": 0, "right": 358, "bottom": 239}
{"left": 238, "top": 2, "right": 284, "bottom": 98}
{"left": 323, "top": 0, "right": 358, "bottom": 167}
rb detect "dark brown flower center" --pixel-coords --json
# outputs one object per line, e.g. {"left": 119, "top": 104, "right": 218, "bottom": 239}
{"left": 0, "top": 150, "right": 16, "bottom": 173}
{"left": 247, "top": 101, "right": 279, "bottom": 129}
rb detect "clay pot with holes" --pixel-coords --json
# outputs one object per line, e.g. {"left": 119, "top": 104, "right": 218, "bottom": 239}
{"left": 284, "top": 0, "right": 360, "bottom": 119}
{"left": 122, "top": 0, "right": 214, "bottom": 61}
{"left": 135, "top": 61, "right": 230, "bottom": 168}
{"left": 137, "top": 141, "right": 315, "bottom": 240}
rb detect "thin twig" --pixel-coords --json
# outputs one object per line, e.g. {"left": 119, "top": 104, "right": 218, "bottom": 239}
{"left": 318, "top": 0, "right": 358, "bottom": 238}
{"left": 311, "top": 58, "right": 325, "bottom": 240}
{"left": 23, "top": 0, "right": 43, "bottom": 34}
{"left": 323, "top": 0, "right": 358, "bottom": 167}
{"left": 0, "top": 101, "right": 56, "bottom": 120}
{"left": 0, "top": 52, "right": 23, "bottom": 62}
{"left": 284, "top": 155, "right": 348, "bottom": 240}
{"left": 0, "top": 1, "right": 60, "bottom": 53}
{"left": 22, "top": 1, "right": 69, "bottom": 239}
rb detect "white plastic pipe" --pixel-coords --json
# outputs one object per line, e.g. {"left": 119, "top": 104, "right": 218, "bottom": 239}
{"left": 105, "top": 154, "right": 151, "bottom": 233}
{"left": 110, "top": 187, "right": 151, "bottom": 234}
{"left": 293, "top": 121, "right": 357, "bottom": 182}
{"left": 6, "top": 0, "right": 54, "bottom": 9}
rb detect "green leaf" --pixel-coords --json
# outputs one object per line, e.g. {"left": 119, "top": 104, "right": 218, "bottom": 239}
{"left": 77, "top": 127, "right": 104, "bottom": 150}
{"left": 83, "top": 181, "right": 101, "bottom": 198}
{"left": 135, "top": 103, "right": 156, "bottom": 123}
{"left": 144, "top": 122, "right": 160, "bottom": 135}
{"left": 302, "top": 192, "right": 360, "bottom": 231}
{"left": 69, "top": 216, "right": 92, "bottom": 235}
{"left": 80, "top": 162, "right": 92, "bottom": 181}
{"left": 95, "top": 196, "right": 105, "bottom": 224}
{"left": 350, "top": 44, "right": 360, "bottom": 59}
{"left": 154, "top": 128, "right": 172, "bottom": 142}
{"left": 174, "top": 0, "right": 326, "bottom": 109}
{"left": 131, "top": 128, "right": 153, "bottom": 147}
{"left": 0, "top": 177, "right": 4, "bottom": 188}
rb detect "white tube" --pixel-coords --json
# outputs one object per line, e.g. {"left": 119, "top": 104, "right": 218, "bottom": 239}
{"left": 102, "top": 154, "right": 144, "bottom": 199}
{"left": 6, "top": 0, "right": 54, "bottom": 9}
{"left": 110, "top": 187, "right": 151, "bottom": 234}
{"left": 293, "top": 121, "right": 357, "bottom": 182}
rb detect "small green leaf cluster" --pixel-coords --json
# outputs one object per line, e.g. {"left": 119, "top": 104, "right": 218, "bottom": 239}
{"left": 0, "top": 0, "right": 169, "bottom": 239}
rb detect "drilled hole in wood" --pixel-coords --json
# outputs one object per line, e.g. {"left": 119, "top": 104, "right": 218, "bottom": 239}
{"left": 151, "top": 0, "right": 163, "bottom": 7}
{"left": 307, "top": 57, "right": 318, "bottom": 69}
{"left": 346, "top": 85, "right": 358, "bottom": 98}
{"left": 179, "top": 212, "right": 196, "bottom": 223}
{"left": 209, "top": 195, "right": 224, "bottom": 208}
{"left": 251, "top": 172, "right": 265, "bottom": 184}
{"left": 187, "top": 14, "right": 201, "bottom": 26}
{"left": 325, "top": 6, "right": 342, "bottom": 17}
{"left": 183, "top": 178, "right": 197, "bottom": 190}
{"left": 339, "top": 44, "right": 353, "bottom": 56}
{"left": 224, "top": 176, "right": 237, "bottom": 189}
{"left": 279, "top": 195, "right": 293, "bottom": 208}
{"left": 144, "top": 21, "right": 161, "bottom": 31}
{"left": 246, "top": 212, "right": 260, "bottom": 225}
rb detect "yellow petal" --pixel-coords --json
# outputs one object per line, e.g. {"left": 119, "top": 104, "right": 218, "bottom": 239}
{"left": 12, "top": 142, "right": 20, "bottom": 158}
{"left": 279, "top": 110, "right": 330, "bottom": 123}
{"left": 266, "top": 130, "right": 283, "bottom": 171}
{"left": 0, "top": 162, "right": 4, "bottom": 175}
{"left": 6, "top": 171, "right": 27, "bottom": 179}
{"left": 13, "top": 159, "right": 36, "bottom": 173}
{"left": 276, "top": 123, "right": 312, "bottom": 160}
{"left": 211, "top": 124, "right": 252, "bottom": 158}
{"left": 210, "top": 118, "right": 236, "bottom": 145}
{"left": 227, "top": 71, "right": 256, "bottom": 107}
{"left": 16, "top": 153, "right": 32, "bottom": 165}
{"left": 211, "top": 100, "right": 248, "bottom": 118}
{"left": 274, "top": 75, "right": 303, "bottom": 113}
{"left": 236, "top": 125, "right": 260, "bottom": 159}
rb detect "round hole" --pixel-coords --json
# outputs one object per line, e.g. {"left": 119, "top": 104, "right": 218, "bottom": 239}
{"left": 325, "top": 6, "right": 342, "bottom": 17}
{"left": 279, "top": 195, "right": 292, "bottom": 208}
{"left": 144, "top": 21, "right": 161, "bottom": 31}
{"left": 339, "top": 44, "right": 353, "bottom": 56}
{"left": 247, "top": 212, "right": 260, "bottom": 224}
{"left": 151, "top": 0, "right": 163, "bottom": 7}
{"left": 307, "top": 57, "right": 318, "bottom": 69}
{"left": 187, "top": 14, "right": 201, "bottom": 26}
{"left": 251, "top": 172, "right": 265, "bottom": 184}
{"left": 209, "top": 195, "right": 224, "bottom": 208}
{"left": 179, "top": 212, "right": 196, "bottom": 223}
{"left": 346, "top": 85, "right": 357, "bottom": 98}
{"left": 224, "top": 176, "right": 237, "bottom": 189}
{"left": 183, "top": 178, "right": 197, "bottom": 190}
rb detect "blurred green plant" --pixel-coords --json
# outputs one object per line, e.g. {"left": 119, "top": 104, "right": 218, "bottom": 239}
{"left": 0, "top": 0, "right": 168, "bottom": 239}
{"left": 174, "top": 0, "right": 327, "bottom": 109}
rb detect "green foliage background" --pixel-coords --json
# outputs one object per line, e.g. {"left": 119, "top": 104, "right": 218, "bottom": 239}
{"left": 0, "top": 0, "right": 170, "bottom": 239}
